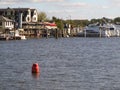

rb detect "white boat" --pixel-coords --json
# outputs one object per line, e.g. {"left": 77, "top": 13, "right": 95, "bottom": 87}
{"left": 77, "top": 23, "right": 120, "bottom": 37}
{"left": 20, "top": 35, "right": 26, "bottom": 40}
{"left": 77, "top": 23, "right": 102, "bottom": 37}
{"left": 101, "top": 23, "right": 120, "bottom": 37}
{"left": 10, "top": 30, "right": 26, "bottom": 40}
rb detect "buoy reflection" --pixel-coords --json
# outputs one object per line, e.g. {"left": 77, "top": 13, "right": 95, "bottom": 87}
{"left": 32, "top": 73, "right": 40, "bottom": 79}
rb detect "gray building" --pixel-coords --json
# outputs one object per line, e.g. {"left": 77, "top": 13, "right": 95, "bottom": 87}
{"left": 0, "top": 7, "right": 38, "bottom": 23}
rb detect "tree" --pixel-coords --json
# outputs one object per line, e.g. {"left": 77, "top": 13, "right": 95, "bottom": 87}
{"left": 114, "top": 17, "right": 120, "bottom": 24}
{"left": 38, "top": 12, "right": 47, "bottom": 22}
{"left": 52, "top": 16, "right": 64, "bottom": 30}
{"left": 72, "top": 20, "right": 89, "bottom": 27}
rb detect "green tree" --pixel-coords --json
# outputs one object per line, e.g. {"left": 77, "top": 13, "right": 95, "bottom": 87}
{"left": 38, "top": 12, "right": 47, "bottom": 22}
{"left": 90, "top": 19, "right": 100, "bottom": 24}
{"left": 52, "top": 16, "right": 64, "bottom": 30}
{"left": 70, "top": 20, "right": 89, "bottom": 27}
{"left": 114, "top": 17, "right": 120, "bottom": 23}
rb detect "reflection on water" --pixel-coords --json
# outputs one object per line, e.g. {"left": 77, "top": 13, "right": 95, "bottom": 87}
{"left": 32, "top": 73, "right": 40, "bottom": 79}
{"left": 0, "top": 38, "right": 120, "bottom": 90}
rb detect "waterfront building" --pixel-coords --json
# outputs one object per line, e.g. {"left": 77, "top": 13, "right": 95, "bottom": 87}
{"left": 0, "top": 7, "right": 38, "bottom": 35}
{"left": 0, "top": 7, "right": 58, "bottom": 38}
{"left": 0, "top": 16, "right": 14, "bottom": 33}
{"left": 0, "top": 7, "right": 38, "bottom": 23}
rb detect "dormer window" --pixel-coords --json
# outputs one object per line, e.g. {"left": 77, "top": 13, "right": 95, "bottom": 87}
{"left": 11, "top": 11, "right": 14, "bottom": 15}
{"left": 7, "top": 11, "right": 11, "bottom": 15}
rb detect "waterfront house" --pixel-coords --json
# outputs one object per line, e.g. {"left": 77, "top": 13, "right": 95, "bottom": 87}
{"left": 0, "top": 16, "right": 14, "bottom": 33}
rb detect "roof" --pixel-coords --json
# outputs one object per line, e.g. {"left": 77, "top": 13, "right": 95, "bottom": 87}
{"left": 0, "top": 7, "right": 14, "bottom": 11}
{"left": 0, "top": 8, "right": 37, "bottom": 12}
{"left": 0, "top": 16, "right": 14, "bottom": 22}
{"left": 13, "top": 8, "right": 30, "bottom": 11}
{"left": 44, "top": 22, "right": 57, "bottom": 29}
{"left": 0, "top": 8, "right": 37, "bottom": 17}
{"left": 44, "top": 22, "right": 57, "bottom": 26}
{"left": 31, "top": 9, "right": 37, "bottom": 11}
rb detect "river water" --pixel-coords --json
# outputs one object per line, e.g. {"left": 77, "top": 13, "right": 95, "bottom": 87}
{"left": 0, "top": 37, "right": 120, "bottom": 90}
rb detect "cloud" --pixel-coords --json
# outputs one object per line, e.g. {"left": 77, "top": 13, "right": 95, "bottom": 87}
{"left": 44, "top": 0, "right": 64, "bottom": 2}
{"left": 61, "top": 2, "right": 88, "bottom": 8}
{"left": 109, "top": 0, "right": 120, "bottom": 3}
{"left": 107, "top": 0, "right": 120, "bottom": 7}
{"left": 102, "top": 6, "right": 109, "bottom": 9}
{"left": 28, "top": 0, "right": 64, "bottom": 3}
{"left": 0, "top": 0, "right": 65, "bottom": 4}
{"left": 47, "top": 9, "right": 74, "bottom": 15}
{"left": 0, "top": 0, "right": 17, "bottom": 4}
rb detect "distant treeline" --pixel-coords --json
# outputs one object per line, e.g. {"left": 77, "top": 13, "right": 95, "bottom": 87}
{"left": 38, "top": 12, "right": 120, "bottom": 29}
{"left": 51, "top": 17, "right": 120, "bottom": 30}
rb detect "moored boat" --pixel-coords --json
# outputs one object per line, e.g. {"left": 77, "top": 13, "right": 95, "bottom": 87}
{"left": 0, "top": 30, "right": 26, "bottom": 40}
{"left": 77, "top": 23, "right": 120, "bottom": 37}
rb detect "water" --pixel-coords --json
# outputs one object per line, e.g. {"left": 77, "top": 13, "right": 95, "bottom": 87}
{"left": 0, "top": 37, "right": 120, "bottom": 90}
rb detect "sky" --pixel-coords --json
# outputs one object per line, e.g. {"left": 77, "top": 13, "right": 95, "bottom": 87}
{"left": 0, "top": 0, "right": 120, "bottom": 20}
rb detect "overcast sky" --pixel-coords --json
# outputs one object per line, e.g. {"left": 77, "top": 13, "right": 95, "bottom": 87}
{"left": 0, "top": 0, "right": 120, "bottom": 20}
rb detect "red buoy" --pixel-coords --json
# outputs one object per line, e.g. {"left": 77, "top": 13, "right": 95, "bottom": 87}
{"left": 32, "top": 63, "right": 40, "bottom": 73}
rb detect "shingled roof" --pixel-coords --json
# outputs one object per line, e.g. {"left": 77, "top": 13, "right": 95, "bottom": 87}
{"left": 0, "top": 16, "right": 14, "bottom": 22}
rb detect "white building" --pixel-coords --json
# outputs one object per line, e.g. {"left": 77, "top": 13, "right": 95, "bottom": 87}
{"left": 0, "top": 16, "right": 14, "bottom": 33}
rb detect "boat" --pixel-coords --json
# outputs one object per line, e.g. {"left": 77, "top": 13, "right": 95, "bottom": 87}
{"left": 0, "top": 34, "right": 10, "bottom": 40}
{"left": 100, "top": 23, "right": 120, "bottom": 37}
{"left": 0, "top": 30, "right": 26, "bottom": 40}
{"left": 9, "top": 30, "right": 26, "bottom": 40}
{"left": 77, "top": 23, "right": 120, "bottom": 37}
{"left": 77, "top": 23, "right": 102, "bottom": 37}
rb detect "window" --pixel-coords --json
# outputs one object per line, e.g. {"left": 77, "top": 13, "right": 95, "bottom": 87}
{"left": 7, "top": 22, "right": 8, "bottom": 26}
{"left": 9, "top": 22, "right": 10, "bottom": 26}
{"left": 5, "top": 22, "right": 7, "bottom": 26}
{"left": 11, "top": 11, "right": 13, "bottom": 15}
{"left": 7, "top": 11, "right": 11, "bottom": 15}
{"left": 5, "top": 12, "right": 7, "bottom": 15}
{"left": 0, "top": 22, "right": 2, "bottom": 26}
